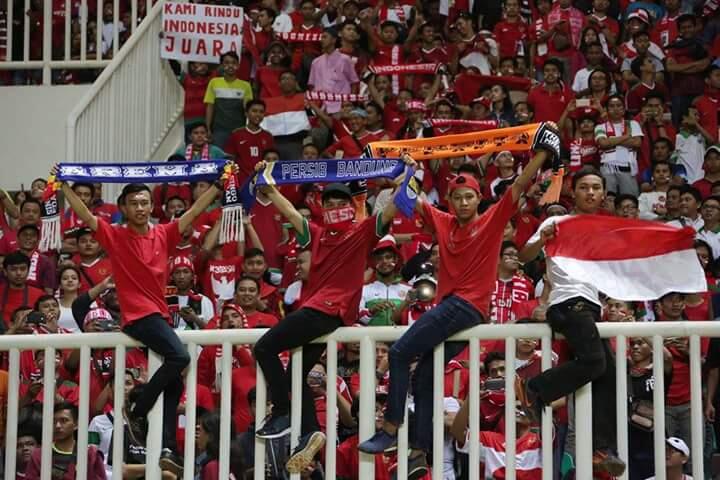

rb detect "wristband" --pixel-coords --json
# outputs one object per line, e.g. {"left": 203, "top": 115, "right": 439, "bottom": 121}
{"left": 213, "top": 179, "right": 224, "bottom": 190}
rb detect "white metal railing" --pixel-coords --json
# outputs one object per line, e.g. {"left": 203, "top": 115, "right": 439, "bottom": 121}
{"left": 0, "top": 0, "right": 156, "bottom": 85}
{"left": 1, "top": 321, "right": 714, "bottom": 480}
{"left": 65, "top": 0, "right": 184, "bottom": 202}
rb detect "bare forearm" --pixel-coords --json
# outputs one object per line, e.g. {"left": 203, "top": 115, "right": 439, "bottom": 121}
{"left": 0, "top": 190, "right": 19, "bottom": 218}
{"left": 519, "top": 239, "right": 544, "bottom": 263}
{"left": 450, "top": 398, "right": 470, "bottom": 444}
{"left": 265, "top": 187, "right": 305, "bottom": 232}
{"left": 179, "top": 183, "right": 220, "bottom": 232}
{"left": 512, "top": 150, "right": 549, "bottom": 202}
{"left": 205, "top": 104, "right": 214, "bottom": 130}
{"left": 246, "top": 223, "right": 264, "bottom": 252}
{"left": 707, "top": 368, "right": 719, "bottom": 407}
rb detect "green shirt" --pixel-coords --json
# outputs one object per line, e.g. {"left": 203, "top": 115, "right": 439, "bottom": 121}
{"left": 203, "top": 77, "right": 253, "bottom": 131}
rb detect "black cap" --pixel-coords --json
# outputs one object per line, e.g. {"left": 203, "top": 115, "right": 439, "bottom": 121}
{"left": 321, "top": 183, "right": 353, "bottom": 202}
{"left": 74, "top": 227, "right": 94, "bottom": 239}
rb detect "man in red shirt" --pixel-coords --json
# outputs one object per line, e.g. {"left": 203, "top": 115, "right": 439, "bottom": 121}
{"left": 492, "top": 0, "right": 528, "bottom": 59}
{"left": 0, "top": 252, "right": 44, "bottom": 329}
{"left": 527, "top": 59, "right": 574, "bottom": 123}
{"left": 491, "top": 241, "right": 535, "bottom": 324}
{"left": 55, "top": 165, "right": 231, "bottom": 475}
{"left": 224, "top": 99, "right": 275, "bottom": 184}
{"left": 358, "top": 124, "right": 561, "bottom": 477}
{"left": 694, "top": 65, "right": 720, "bottom": 144}
{"left": 74, "top": 228, "right": 112, "bottom": 292}
{"left": 16, "top": 224, "right": 56, "bottom": 294}
{"left": 252, "top": 156, "right": 414, "bottom": 474}
{"left": 62, "top": 182, "right": 94, "bottom": 238}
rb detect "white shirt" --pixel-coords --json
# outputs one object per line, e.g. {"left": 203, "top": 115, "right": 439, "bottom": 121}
{"left": 667, "top": 215, "right": 704, "bottom": 232}
{"left": 174, "top": 293, "right": 215, "bottom": 331}
{"left": 698, "top": 228, "right": 720, "bottom": 259}
{"left": 673, "top": 132, "right": 706, "bottom": 184}
{"left": 638, "top": 191, "right": 667, "bottom": 221}
{"left": 572, "top": 67, "right": 618, "bottom": 94}
{"left": 528, "top": 215, "right": 601, "bottom": 307}
{"left": 272, "top": 13, "right": 293, "bottom": 33}
{"left": 594, "top": 120, "right": 644, "bottom": 175}
{"left": 88, "top": 412, "right": 116, "bottom": 479}
{"left": 58, "top": 305, "right": 80, "bottom": 333}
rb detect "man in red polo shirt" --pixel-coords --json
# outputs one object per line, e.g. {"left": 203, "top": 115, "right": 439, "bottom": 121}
{"left": 55, "top": 166, "right": 232, "bottom": 476}
{"left": 252, "top": 156, "right": 414, "bottom": 474}
{"left": 358, "top": 123, "right": 561, "bottom": 478}
{"left": 694, "top": 65, "right": 720, "bottom": 144}
{"left": 74, "top": 228, "right": 112, "bottom": 292}
{"left": 527, "top": 59, "right": 574, "bottom": 123}
{"left": 0, "top": 252, "right": 44, "bottom": 329}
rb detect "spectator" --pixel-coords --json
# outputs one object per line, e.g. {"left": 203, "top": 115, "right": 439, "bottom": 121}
{"left": 232, "top": 275, "right": 279, "bottom": 328}
{"left": 176, "top": 122, "right": 225, "bottom": 161}
{"left": 625, "top": 59, "right": 669, "bottom": 115}
{"left": 698, "top": 196, "right": 720, "bottom": 260}
{"left": 0, "top": 252, "right": 44, "bottom": 329}
{"left": 195, "top": 411, "right": 232, "bottom": 479}
{"left": 492, "top": 0, "right": 528, "bottom": 60}
{"left": 668, "top": 186, "right": 704, "bottom": 231}
{"left": 57, "top": 264, "right": 81, "bottom": 332}
{"left": 643, "top": 437, "right": 692, "bottom": 480}
{"left": 666, "top": 14, "right": 712, "bottom": 126}
{"left": 62, "top": 182, "right": 95, "bottom": 238}
{"left": 572, "top": 43, "right": 607, "bottom": 95}
{"left": 260, "top": 71, "right": 310, "bottom": 160}
{"left": 15, "top": 224, "right": 55, "bottom": 294}
{"left": 167, "top": 255, "right": 214, "bottom": 330}
{"left": 595, "top": 94, "right": 643, "bottom": 196}
{"left": 490, "top": 241, "right": 534, "bottom": 324}
{"left": 527, "top": 59, "right": 574, "bottom": 123}
{"left": 241, "top": 248, "right": 282, "bottom": 316}
{"left": 618, "top": 10, "right": 664, "bottom": 62}
{"left": 635, "top": 93, "right": 675, "bottom": 174}
{"left": 25, "top": 403, "right": 106, "bottom": 479}
{"left": 359, "top": 235, "right": 410, "bottom": 326}
{"left": 74, "top": 228, "right": 112, "bottom": 292}
{"left": 638, "top": 161, "right": 672, "bottom": 221}
{"left": 615, "top": 194, "right": 640, "bottom": 219}
{"left": 693, "top": 65, "right": 720, "bottom": 145}
{"left": 673, "top": 106, "right": 714, "bottom": 185}
{"left": 15, "top": 428, "right": 41, "bottom": 479}
{"left": 692, "top": 146, "right": 720, "bottom": 199}
{"left": 180, "top": 61, "right": 212, "bottom": 138}
{"left": 308, "top": 28, "right": 359, "bottom": 115}
{"left": 621, "top": 32, "right": 665, "bottom": 87}
{"left": 224, "top": 98, "right": 275, "bottom": 186}
{"left": 204, "top": 51, "right": 254, "bottom": 149}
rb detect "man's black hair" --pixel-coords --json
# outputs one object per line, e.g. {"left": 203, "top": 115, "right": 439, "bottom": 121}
{"left": 34, "top": 294, "right": 58, "bottom": 310}
{"left": 189, "top": 121, "right": 209, "bottom": 132}
{"left": 243, "top": 248, "right": 266, "bottom": 260}
{"left": 543, "top": 58, "right": 564, "bottom": 76}
{"left": 483, "top": 351, "right": 505, "bottom": 374}
{"left": 614, "top": 193, "right": 639, "bottom": 209}
{"left": 118, "top": 184, "right": 152, "bottom": 205}
{"left": 3, "top": 251, "right": 31, "bottom": 269}
{"left": 21, "top": 198, "right": 42, "bottom": 212}
{"left": 572, "top": 166, "right": 606, "bottom": 190}
{"left": 219, "top": 50, "right": 240, "bottom": 63}
{"left": 236, "top": 274, "right": 261, "bottom": 290}
{"left": 500, "top": 240, "right": 518, "bottom": 256}
{"left": 71, "top": 182, "right": 95, "bottom": 197}
{"left": 680, "top": 185, "right": 702, "bottom": 204}
{"left": 246, "top": 99, "right": 266, "bottom": 111}
{"left": 631, "top": 30, "right": 650, "bottom": 42}
{"left": 54, "top": 402, "right": 78, "bottom": 422}
{"left": 167, "top": 154, "right": 186, "bottom": 162}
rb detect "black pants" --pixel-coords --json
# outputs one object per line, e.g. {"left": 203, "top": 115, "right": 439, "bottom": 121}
{"left": 528, "top": 297, "right": 617, "bottom": 450}
{"left": 123, "top": 313, "right": 190, "bottom": 451}
{"left": 253, "top": 307, "right": 343, "bottom": 436}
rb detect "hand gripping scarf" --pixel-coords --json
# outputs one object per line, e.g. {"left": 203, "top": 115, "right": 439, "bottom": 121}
{"left": 41, "top": 161, "right": 241, "bottom": 251}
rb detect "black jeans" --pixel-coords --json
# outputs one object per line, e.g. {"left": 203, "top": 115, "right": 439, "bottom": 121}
{"left": 123, "top": 313, "right": 190, "bottom": 452}
{"left": 528, "top": 297, "right": 617, "bottom": 450}
{"left": 253, "top": 307, "right": 343, "bottom": 436}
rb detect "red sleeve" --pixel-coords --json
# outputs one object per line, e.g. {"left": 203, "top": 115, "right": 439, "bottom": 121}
{"left": 224, "top": 131, "right": 239, "bottom": 158}
{"left": 93, "top": 218, "right": 115, "bottom": 255}
{"left": 197, "top": 348, "right": 215, "bottom": 388}
{"left": 25, "top": 449, "right": 41, "bottom": 479}
{"left": 202, "top": 461, "right": 220, "bottom": 480}
{"left": 196, "top": 384, "right": 217, "bottom": 410}
{"left": 324, "top": 139, "right": 342, "bottom": 158}
{"left": 163, "top": 221, "right": 182, "bottom": 255}
{"left": 420, "top": 201, "right": 452, "bottom": 233}
{"left": 335, "top": 439, "right": 355, "bottom": 477}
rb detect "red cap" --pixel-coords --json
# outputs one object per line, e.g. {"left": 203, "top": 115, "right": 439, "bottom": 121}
{"left": 448, "top": 174, "right": 481, "bottom": 194}
{"left": 170, "top": 256, "right": 195, "bottom": 274}
{"left": 372, "top": 234, "right": 402, "bottom": 257}
{"left": 470, "top": 96, "right": 492, "bottom": 109}
{"left": 221, "top": 303, "right": 248, "bottom": 324}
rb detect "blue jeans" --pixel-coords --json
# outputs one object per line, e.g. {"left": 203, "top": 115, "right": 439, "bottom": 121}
{"left": 385, "top": 295, "right": 482, "bottom": 452}
{"left": 123, "top": 313, "right": 190, "bottom": 451}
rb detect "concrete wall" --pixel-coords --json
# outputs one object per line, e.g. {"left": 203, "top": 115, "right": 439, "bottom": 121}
{"left": 0, "top": 85, "right": 90, "bottom": 191}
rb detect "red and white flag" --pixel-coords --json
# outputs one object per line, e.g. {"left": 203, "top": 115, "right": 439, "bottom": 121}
{"left": 260, "top": 94, "right": 311, "bottom": 137}
{"left": 545, "top": 215, "right": 707, "bottom": 301}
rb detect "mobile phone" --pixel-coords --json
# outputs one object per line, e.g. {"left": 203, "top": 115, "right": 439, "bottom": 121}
{"left": 576, "top": 98, "right": 590, "bottom": 108}
{"left": 483, "top": 378, "right": 505, "bottom": 391}
{"left": 26, "top": 311, "right": 46, "bottom": 326}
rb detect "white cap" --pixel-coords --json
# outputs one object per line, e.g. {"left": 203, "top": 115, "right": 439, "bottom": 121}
{"left": 666, "top": 437, "right": 690, "bottom": 457}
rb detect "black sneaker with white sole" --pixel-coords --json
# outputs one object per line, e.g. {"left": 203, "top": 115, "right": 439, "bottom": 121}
{"left": 286, "top": 431, "right": 326, "bottom": 474}
{"left": 159, "top": 448, "right": 183, "bottom": 476}
{"left": 255, "top": 414, "right": 291, "bottom": 439}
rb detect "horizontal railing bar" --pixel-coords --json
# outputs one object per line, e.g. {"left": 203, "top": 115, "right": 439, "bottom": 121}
{"left": 0, "top": 61, "right": 111, "bottom": 69}
{"left": 0, "top": 322, "right": 718, "bottom": 350}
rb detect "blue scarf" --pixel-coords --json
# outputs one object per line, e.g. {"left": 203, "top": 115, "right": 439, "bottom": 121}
{"left": 239, "top": 158, "right": 416, "bottom": 215}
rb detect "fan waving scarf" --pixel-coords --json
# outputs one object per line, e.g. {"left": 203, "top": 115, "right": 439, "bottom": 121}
{"left": 544, "top": 215, "right": 707, "bottom": 301}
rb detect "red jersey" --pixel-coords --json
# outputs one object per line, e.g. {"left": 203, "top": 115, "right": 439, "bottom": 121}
{"left": 76, "top": 257, "right": 113, "bottom": 292}
{"left": 249, "top": 198, "right": 284, "bottom": 269}
{"left": 325, "top": 131, "right": 374, "bottom": 159}
{"left": 224, "top": 127, "right": 275, "bottom": 184}
{"left": 256, "top": 66, "right": 283, "bottom": 99}
{"left": 584, "top": 14, "right": 620, "bottom": 41}
{"left": 651, "top": 13, "right": 680, "bottom": 48}
{"left": 695, "top": 90, "right": 720, "bottom": 144}
{"left": 527, "top": 83, "right": 574, "bottom": 123}
{"left": 151, "top": 183, "right": 192, "bottom": 220}
{"left": 24, "top": 250, "right": 56, "bottom": 292}
{"left": 199, "top": 255, "right": 244, "bottom": 302}
{"left": 625, "top": 81, "right": 670, "bottom": 115}
{"left": 232, "top": 366, "right": 257, "bottom": 433}
{"left": 92, "top": 202, "right": 120, "bottom": 224}
{"left": 301, "top": 216, "right": 385, "bottom": 325}
{"left": 420, "top": 192, "right": 518, "bottom": 317}
{"left": 0, "top": 283, "right": 44, "bottom": 327}
{"left": 493, "top": 19, "right": 528, "bottom": 59}
{"left": 182, "top": 72, "right": 211, "bottom": 122}
{"left": 490, "top": 274, "right": 535, "bottom": 324}
{"left": 567, "top": 138, "right": 599, "bottom": 172}
{"left": 198, "top": 344, "right": 253, "bottom": 397}
{"left": 94, "top": 220, "right": 181, "bottom": 326}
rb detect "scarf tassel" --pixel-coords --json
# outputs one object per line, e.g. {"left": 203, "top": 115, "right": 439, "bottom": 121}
{"left": 219, "top": 167, "right": 245, "bottom": 244}
{"left": 40, "top": 178, "right": 62, "bottom": 252}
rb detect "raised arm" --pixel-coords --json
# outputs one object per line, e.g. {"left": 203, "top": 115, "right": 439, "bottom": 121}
{"left": 511, "top": 123, "right": 560, "bottom": 203}
{"left": 178, "top": 165, "right": 235, "bottom": 232}
{"left": 380, "top": 154, "right": 425, "bottom": 226}
{"left": 59, "top": 182, "right": 99, "bottom": 231}
{"left": 253, "top": 162, "right": 306, "bottom": 235}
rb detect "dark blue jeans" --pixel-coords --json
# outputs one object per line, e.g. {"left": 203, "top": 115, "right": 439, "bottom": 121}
{"left": 123, "top": 313, "right": 190, "bottom": 452}
{"left": 385, "top": 295, "right": 482, "bottom": 452}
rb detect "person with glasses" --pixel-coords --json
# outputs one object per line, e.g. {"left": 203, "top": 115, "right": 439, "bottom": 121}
{"left": 615, "top": 194, "right": 639, "bottom": 219}
{"left": 490, "top": 241, "right": 535, "bottom": 324}
{"left": 697, "top": 196, "right": 720, "bottom": 260}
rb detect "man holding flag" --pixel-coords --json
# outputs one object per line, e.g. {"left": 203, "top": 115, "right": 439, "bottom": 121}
{"left": 357, "top": 122, "right": 562, "bottom": 478}
{"left": 517, "top": 165, "right": 706, "bottom": 476}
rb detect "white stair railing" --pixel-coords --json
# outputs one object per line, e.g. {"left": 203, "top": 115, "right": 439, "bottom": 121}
{"left": 65, "top": 0, "right": 183, "bottom": 200}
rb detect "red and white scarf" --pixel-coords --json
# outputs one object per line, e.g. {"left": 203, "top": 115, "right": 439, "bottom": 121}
{"left": 185, "top": 143, "right": 210, "bottom": 161}
{"left": 276, "top": 31, "right": 322, "bottom": 42}
{"left": 428, "top": 119, "right": 499, "bottom": 130}
{"left": 305, "top": 91, "right": 368, "bottom": 103}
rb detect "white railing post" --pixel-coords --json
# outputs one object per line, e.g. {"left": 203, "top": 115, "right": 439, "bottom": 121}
{"left": 652, "top": 335, "right": 667, "bottom": 480}
{"left": 575, "top": 383, "right": 593, "bottom": 480}
{"left": 42, "top": 0, "right": 51, "bottom": 84}
{"left": 146, "top": 351, "right": 163, "bottom": 480}
{"left": 358, "top": 336, "right": 376, "bottom": 479}
{"left": 254, "top": 367, "right": 267, "bottom": 480}
{"left": 690, "top": 335, "right": 704, "bottom": 480}
{"left": 468, "top": 338, "right": 481, "bottom": 480}
{"left": 40, "top": 346, "right": 56, "bottom": 480}
{"left": 615, "top": 335, "right": 629, "bottom": 480}
{"left": 183, "top": 343, "right": 198, "bottom": 480}
{"left": 504, "top": 338, "right": 517, "bottom": 480}
{"left": 111, "top": 345, "right": 126, "bottom": 480}
{"left": 325, "top": 340, "right": 338, "bottom": 479}
{"left": 432, "top": 343, "right": 445, "bottom": 479}
{"left": 75, "top": 345, "right": 92, "bottom": 479}
{"left": 4, "top": 349, "right": 21, "bottom": 478}
{"left": 541, "top": 335, "right": 553, "bottom": 480}
{"left": 219, "top": 342, "right": 233, "bottom": 479}
{"left": 290, "top": 348, "right": 303, "bottom": 480}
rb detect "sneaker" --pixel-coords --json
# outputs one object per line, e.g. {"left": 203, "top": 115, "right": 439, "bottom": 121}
{"left": 592, "top": 449, "right": 626, "bottom": 477}
{"left": 515, "top": 375, "right": 542, "bottom": 425}
{"left": 407, "top": 453, "right": 429, "bottom": 480}
{"left": 357, "top": 429, "right": 398, "bottom": 454}
{"left": 286, "top": 431, "right": 326, "bottom": 474}
{"left": 255, "top": 414, "right": 291, "bottom": 439}
{"left": 159, "top": 448, "right": 184, "bottom": 476}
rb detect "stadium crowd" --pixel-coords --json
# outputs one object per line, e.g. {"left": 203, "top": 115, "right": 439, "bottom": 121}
{"left": 2, "top": 0, "right": 720, "bottom": 478}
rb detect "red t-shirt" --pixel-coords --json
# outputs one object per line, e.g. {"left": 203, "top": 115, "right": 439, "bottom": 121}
{"left": 24, "top": 250, "right": 56, "bottom": 292}
{"left": 199, "top": 255, "right": 244, "bottom": 302}
{"left": 695, "top": 92, "right": 720, "bottom": 144}
{"left": 76, "top": 257, "right": 113, "bottom": 292}
{"left": 249, "top": 199, "right": 284, "bottom": 269}
{"left": 245, "top": 310, "right": 278, "bottom": 328}
{"left": 301, "top": 216, "right": 385, "bottom": 325}
{"left": 527, "top": 83, "right": 574, "bottom": 123}
{"left": 567, "top": 137, "right": 599, "bottom": 172}
{"left": 0, "top": 283, "right": 44, "bottom": 328}
{"left": 232, "top": 365, "right": 257, "bottom": 433}
{"left": 256, "top": 66, "right": 283, "bottom": 99}
{"left": 493, "top": 19, "right": 528, "bottom": 59}
{"left": 651, "top": 14, "right": 680, "bottom": 48}
{"left": 224, "top": 127, "right": 275, "bottom": 185}
{"left": 420, "top": 192, "right": 518, "bottom": 317}
{"left": 151, "top": 183, "right": 192, "bottom": 220}
{"left": 693, "top": 178, "right": 714, "bottom": 199}
{"left": 94, "top": 220, "right": 181, "bottom": 326}
{"left": 490, "top": 274, "right": 535, "bottom": 324}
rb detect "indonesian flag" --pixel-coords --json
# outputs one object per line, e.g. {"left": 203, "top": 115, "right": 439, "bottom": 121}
{"left": 260, "top": 93, "right": 311, "bottom": 137}
{"left": 545, "top": 215, "right": 707, "bottom": 301}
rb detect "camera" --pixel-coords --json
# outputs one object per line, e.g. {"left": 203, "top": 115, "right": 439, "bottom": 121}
{"left": 415, "top": 283, "right": 436, "bottom": 302}
{"left": 96, "top": 318, "right": 118, "bottom": 332}
{"left": 25, "top": 311, "right": 46, "bottom": 327}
